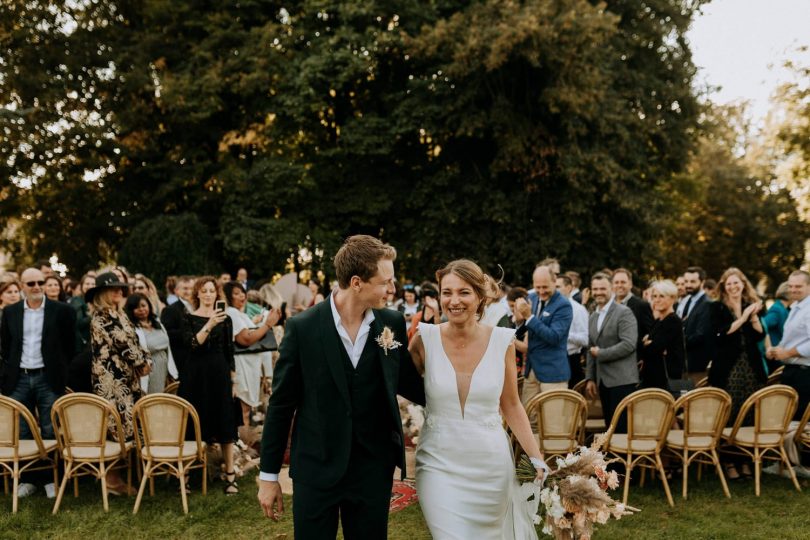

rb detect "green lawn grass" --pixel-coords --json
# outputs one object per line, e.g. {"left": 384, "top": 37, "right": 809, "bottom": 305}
{"left": 2, "top": 470, "right": 809, "bottom": 539}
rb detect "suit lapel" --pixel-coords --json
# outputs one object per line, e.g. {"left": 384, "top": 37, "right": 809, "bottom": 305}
{"left": 597, "top": 302, "right": 616, "bottom": 341}
{"left": 318, "top": 300, "right": 352, "bottom": 411}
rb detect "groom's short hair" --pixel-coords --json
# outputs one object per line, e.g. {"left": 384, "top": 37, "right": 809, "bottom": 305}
{"left": 334, "top": 235, "right": 397, "bottom": 289}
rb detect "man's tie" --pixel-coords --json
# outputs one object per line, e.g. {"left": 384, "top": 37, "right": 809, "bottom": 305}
{"left": 681, "top": 295, "right": 693, "bottom": 320}
{"left": 536, "top": 300, "right": 546, "bottom": 318}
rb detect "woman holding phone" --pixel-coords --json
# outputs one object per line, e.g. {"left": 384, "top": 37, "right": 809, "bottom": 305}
{"left": 180, "top": 276, "right": 239, "bottom": 494}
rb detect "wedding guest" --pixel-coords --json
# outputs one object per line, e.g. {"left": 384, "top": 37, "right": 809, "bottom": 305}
{"left": 640, "top": 280, "right": 685, "bottom": 390}
{"left": 708, "top": 268, "right": 767, "bottom": 479}
{"left": 515, "top": 265, "right": 573, "bottom": 406}
{"left": 407, "top": 282, "right": 441, "bottom": 341}
{"left": 87, "top": 272, "right": 150, "bottom": 495}
{"left": 612, "top": 268, "right": 654, "bottom": 352}
{"left": 676, "top": 275, "right": 687, "bottom": 306}
{"left": 556, "top": 274, "right": 588, "bottom": 388}
{"left": 165, "top": 275, "right": 178, "bottom": 306}
{"left": 766, "top": 270, "right": 810, "bottom": 421}
{"left": 223, "top": 281, "right": 281, "bottom": 426}
{"left": 236, "top": 268, "right": 252, "bottom": 291}
{"left": 308, "top": 278, "right": 326, "bottom": 306}
{"left": 125, "top": 293, "right": 175, "bottom": 394}
{"left": 585, "top": 273, "right": 639, "bottom": 433}
{"left": 180, "top": 276, "right": 239, "bottom": 494}
{"left": 0, "top": 278, "right": 21, "bottom": 310}
{"left": 762, "top": 282, "right": 791, "bottom": 347}
{"left": 566, "top": 271, "right": 584, "bottom": 305}
{"left": 133, "top": 274, "right": 165, "bottom": 316}
{"left": 36, "top": 259, "right": 54, "bottom": 277}
{"left": 506, "top": 287, "right": 530, "bottom": 369}
{"left": 682, "top": 266, "right": 713, "bottom": 385}
{"left": 161, "top": 275, "right": 195, "bottom": 374}
{"left": 704, "top": 278, "right": 719, "bottom": 301}
{"left": 257, "top": 283, "right": 289, "bottom": 380}
{"left": 44, "top": 275, "right": 67, "bottom": 303}
{"left": 480, "top": 277, "right": 511, "bottom": 327}
{"left": 1, "top": 269, "right": 74, "bottom": 499}
{"left": 219, "top": 272, "right": 232, "bottom": 286}
{"left": 68, "top": 273, "right": 95, "bottom": 352}
{"left": 398, "top": 284, "right": 421, "bottom": 332}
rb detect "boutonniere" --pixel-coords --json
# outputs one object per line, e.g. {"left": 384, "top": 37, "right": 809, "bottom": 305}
{"left": 375, "top": 326, "right": 402, "bottom": 356}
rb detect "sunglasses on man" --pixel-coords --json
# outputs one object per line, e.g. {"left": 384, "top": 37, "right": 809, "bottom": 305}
{"left": 25, "top": 280, "right": 46, "bottom": 287}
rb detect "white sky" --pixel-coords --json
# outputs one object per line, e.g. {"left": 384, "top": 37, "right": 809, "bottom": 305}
{"left": 687, "top": 0, "right": 810, "bottom": 123}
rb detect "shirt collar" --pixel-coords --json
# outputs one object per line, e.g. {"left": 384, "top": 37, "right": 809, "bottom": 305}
{"left": 793, "top": 295, "right": 810, "bottom": 311}
{"left": 598, "top": 297, "right": 615, "bottom": 314}
{"left": 330, "top": 291, "right": 375, "bottom": 330}
{"left": 24, "top": 298, "right": 45, "bottom": 311}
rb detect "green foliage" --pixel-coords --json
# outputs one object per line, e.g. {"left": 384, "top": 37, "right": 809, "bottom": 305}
{"left": 118, "top": 213, "right": 212, "bottom": 284}
{"left": 10, "top": 0, "right": 805, "bottom": 287}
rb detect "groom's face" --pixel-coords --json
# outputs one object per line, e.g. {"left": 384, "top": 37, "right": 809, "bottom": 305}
{"left": 358, "top": 259, "right": 396, "bottom": 309}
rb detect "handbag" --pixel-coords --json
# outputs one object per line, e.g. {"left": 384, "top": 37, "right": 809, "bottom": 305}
{"left": 234, "top": 329, "right": 278, "bottom": 355}
{"left": 663, "top": 350, "right": 695, "bottom": 399}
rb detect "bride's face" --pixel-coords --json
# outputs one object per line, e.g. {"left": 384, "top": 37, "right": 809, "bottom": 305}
{"left": 440, "top": 273, "right": 480, "bottom": 323}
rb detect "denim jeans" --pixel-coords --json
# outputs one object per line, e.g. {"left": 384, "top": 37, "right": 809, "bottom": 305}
{"left": 8, "top": 370, "right": 60, "bottom": 440}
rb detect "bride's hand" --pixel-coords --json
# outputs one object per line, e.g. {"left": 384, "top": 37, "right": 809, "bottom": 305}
{"left": 531, "top": 457, "right": 549, "bottom": 484}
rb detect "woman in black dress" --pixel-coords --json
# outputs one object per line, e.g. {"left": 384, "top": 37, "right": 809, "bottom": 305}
{"left": 708, "top": 267, "right": 766, "bottom": 479}
{"left": 180, "top": 276, "right": 239, "bottom": 494}
{"left": 640, "top": 279, "right": 685, "bottom": 390}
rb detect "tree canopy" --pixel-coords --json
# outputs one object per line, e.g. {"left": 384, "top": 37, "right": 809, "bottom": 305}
{"left": 1, "top": 1, "right": 806, "bottom": 287}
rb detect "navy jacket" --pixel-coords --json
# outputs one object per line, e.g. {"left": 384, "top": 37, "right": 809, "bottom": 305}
{"left": 524, "top": 290, "right": 573, "bottom": 383}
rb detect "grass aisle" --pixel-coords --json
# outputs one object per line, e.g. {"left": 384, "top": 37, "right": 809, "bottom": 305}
{"left": 2, "top": 471, "right": 809, "bottom": 539}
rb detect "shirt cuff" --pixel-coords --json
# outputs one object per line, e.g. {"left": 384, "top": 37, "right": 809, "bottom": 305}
{"left": 526, "top": 315, "right": 535, "bottom": 324}
{"left": 259, "top": 472, "right": 279, "bottom": 482}
{"left": 796, "top": 342, "right": 810, "bottom": 359}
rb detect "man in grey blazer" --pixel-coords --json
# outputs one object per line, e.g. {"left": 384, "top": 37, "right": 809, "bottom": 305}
{"left": 585, "top": 273, "right": 639, "bottom": 433}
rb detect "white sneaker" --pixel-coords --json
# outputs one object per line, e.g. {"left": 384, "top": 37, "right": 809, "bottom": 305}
{"left": 45, "top": 482, "right": 56, "bottom": 499}
{"left": 17, "top": 483, "right": 36, "bottom": 498}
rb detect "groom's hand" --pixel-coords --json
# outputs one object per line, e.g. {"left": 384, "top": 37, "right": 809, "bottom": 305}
{"left": 258, "top": 480, "right": 284, "bottom": 520}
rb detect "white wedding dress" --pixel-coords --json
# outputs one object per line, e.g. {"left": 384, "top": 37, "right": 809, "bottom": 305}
{"left": 416, "top": 323, "right": 539, "bottom": 540}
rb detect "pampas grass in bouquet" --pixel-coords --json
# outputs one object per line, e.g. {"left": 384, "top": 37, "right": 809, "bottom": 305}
{"left": 516, "top": 434, "right": 638, "bottom": 539}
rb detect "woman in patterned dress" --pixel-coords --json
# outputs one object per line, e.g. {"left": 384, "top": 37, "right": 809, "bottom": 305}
{"left": 708, "top": 267, "right": 767, "bottom": 480}
{"left": 87, "top": 272, "right": 151, "bottom": 495}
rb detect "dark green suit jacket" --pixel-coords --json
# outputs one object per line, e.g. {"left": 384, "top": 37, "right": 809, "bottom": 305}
{"left": 260, "top": 298, "right": 425, "bottom": 488}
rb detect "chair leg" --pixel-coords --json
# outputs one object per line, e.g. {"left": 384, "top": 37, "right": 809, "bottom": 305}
{"left": 12, "top": 463, "right": 19, "bottom": 514}
{"left": 179, "top": 464, "right": 188, "bottom": 515}
{"left": 639, "top": 466, "right": 646, "bottom": 487}
{"left": 779, "top": 445, "right": 802, "bottom": 492}
{"left": 622, "top": 456, "right": 632, "bottom": 505}
{"left": 149, "top": 475, "right": 155, "bottom": 497}
{"left": 202, "top": 455, "right": 207, "bottom": 496}
{"left": 712, "top": 449, "right": 731, "bottom": 499}
{"left": 682, "top": 450, "right": 689, "bottom": 500}
{"left": 656, "top": 454, "right": 675, "bottom": 507}
{"left": 53, "top": 462, "right": 72, "bottom": 515}
{"left": 754, "top": 451, "right": 761, "bottom": 497}
{"left": 100, "top": 461, "right": 109, "bottom": 512}
{"left": 74, "top": 475, "right": 79, "bottom": 498}
{"left": 133, "top": 461, "right": 151, "bottom": 515}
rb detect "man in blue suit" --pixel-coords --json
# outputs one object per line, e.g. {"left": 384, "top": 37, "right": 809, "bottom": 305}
{"left": 515, "top": 265, "right": 573, "bottom": 409}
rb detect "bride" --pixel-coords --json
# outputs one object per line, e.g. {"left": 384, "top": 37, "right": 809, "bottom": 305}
{"left": 409, "top": 259, "right": 547, "bottom": 539}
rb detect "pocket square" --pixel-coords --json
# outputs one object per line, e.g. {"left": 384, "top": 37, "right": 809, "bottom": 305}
{"left": 542, "top": 311, "right": 551, "bottom": 317}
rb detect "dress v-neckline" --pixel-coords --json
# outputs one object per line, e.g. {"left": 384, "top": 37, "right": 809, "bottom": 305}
{"left": 438, "top": 326, "right": 497, "bottom": 419}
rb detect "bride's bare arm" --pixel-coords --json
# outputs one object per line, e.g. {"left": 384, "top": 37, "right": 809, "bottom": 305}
{"left": 408, "top": 332, "right": 426, "bottom": 376}
{"left": 500, "top": 343, "right": 546, "bottom": 476}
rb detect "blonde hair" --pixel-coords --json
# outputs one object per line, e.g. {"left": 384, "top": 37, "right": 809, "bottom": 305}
{"left": 718, "top": 267, "right": 759, "bottom": 307}
{"left": 92, "top": 288, "right": 123, "bottom": 312}
{"left": 435, "top": 259, "right": 492, "bottom": 320}
{"left": 650, "top": 279, "right": 678, "bottom": 299}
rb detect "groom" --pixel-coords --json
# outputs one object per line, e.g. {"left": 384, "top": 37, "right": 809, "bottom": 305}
{"left": 258, "top": 235, "right": 426, "bottom": 539}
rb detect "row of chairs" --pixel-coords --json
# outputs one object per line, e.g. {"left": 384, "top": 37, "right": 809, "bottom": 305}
{"left": 520, "top": 385, "right": 810, "bottom": 506}
{"left": 1, "top": 392, "right": 206, "bottom": 514}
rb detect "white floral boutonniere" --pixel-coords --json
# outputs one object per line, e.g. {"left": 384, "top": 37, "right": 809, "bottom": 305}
{"left": 375, "top": 326, "right": 402, "bottom": 356}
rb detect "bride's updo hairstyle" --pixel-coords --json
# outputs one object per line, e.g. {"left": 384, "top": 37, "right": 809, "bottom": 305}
{"left": 435, "top": 259, "right": 494, "bottom": 321}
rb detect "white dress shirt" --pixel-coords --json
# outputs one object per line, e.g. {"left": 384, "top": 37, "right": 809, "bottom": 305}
{"left": 260, "top": 293, "right": 376, "bottom": 482}
{"left": 20, "top": 299, "right": 46, "bottom": 370}
{"left": 567, "top": 297, "right": 589, "bottom": 354}
{"left": 780, "top": 295, "right": 810, "bottom": 366}
{"left": 596, "top": 297, "right": 615, "bottom": 333}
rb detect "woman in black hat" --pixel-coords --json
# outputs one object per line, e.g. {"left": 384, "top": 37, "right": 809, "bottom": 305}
{"left": 86, "top": 271, "right": 151, "bottom": 495}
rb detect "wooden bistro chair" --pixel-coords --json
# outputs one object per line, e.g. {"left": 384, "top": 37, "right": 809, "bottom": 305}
{"left": 604, "top": 388, "right": 676, "bottom": 507}
{"left": 163, "top": 381, "right": 180, "bottom": 395}
{"left": 50, "top": 393, "right": 133, "bottom": 514}
{"left": 721, "top": 384, "right": 801, "bottom": 496}
{"left": 525, "top": 390, "right": 587, "bottom": 463}
{"left": 666, "top": 388, "right": 732, "bottom": 499}
{"left": 572, "top": 380, "right": 607, "bottom": 440}
{"left": 795, "top": 402, "right": 810, "bottom": 456}
{"left": 0, "top": 396, "right": 60, "bottom": 513}
{"left": 695, "top": 377, "right": 709, "bottom": 389}
{"left": 132, "top": 394, "right": 207, "bottom": 514}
